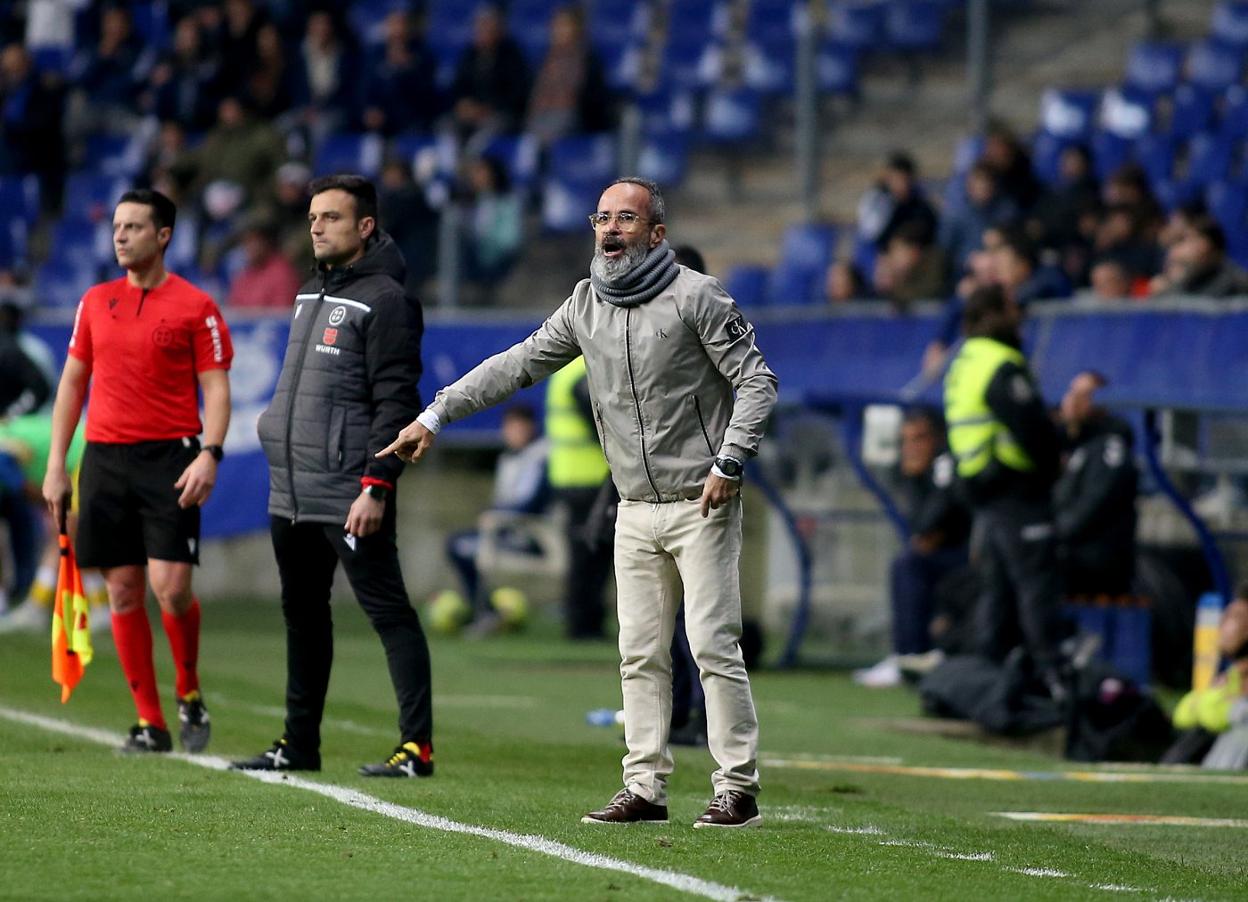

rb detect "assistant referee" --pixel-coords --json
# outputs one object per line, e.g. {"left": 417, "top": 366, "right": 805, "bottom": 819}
{"left": 43, "top": 189, "right": 233, "bottom": 754}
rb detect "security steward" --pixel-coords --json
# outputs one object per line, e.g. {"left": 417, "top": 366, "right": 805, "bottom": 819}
{"left": 943, "top": 284, "right": 1066, "bottom": 697}
{"left": 545, "top": 355, "right": 612, "bottom": 639}
{"left": 232, "top": 174, "right": 434, "bottom": 778}
{"left": 1055, "top": 370, "right": 1138, "bottom": 597}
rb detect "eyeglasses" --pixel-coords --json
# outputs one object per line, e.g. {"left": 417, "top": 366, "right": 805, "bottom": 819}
{"left": 588, "top": 211, "right": 652, "bottom": 230}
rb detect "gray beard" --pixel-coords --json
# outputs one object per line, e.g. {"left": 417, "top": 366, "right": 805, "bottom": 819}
{"left": 590, "top": 240, "right": 649, "bottom": 282}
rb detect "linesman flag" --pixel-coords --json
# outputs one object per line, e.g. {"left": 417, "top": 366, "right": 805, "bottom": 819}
{"left": 52, "top": 528, "right": 93, "bottom": 702}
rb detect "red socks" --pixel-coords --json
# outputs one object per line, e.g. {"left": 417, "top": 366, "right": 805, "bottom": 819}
{"left": 161, "top": 598, "right": 201, "bottom": 700}
{"left": 111, "top": 607, "right": 165, "bottom": 730}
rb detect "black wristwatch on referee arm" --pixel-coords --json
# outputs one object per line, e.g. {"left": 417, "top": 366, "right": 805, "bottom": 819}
{"left": 202, "top": 444, "right": 224, "bottom": 462}
{"left": 364, "top": 483, "right": 389, "bottom": 501}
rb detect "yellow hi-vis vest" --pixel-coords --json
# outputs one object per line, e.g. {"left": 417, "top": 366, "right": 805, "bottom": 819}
{"left": 943, "top": 337, "right": 1036, "bottom": 479}
{"left": 545, "top": 356, "right": 609, "bottom": 489}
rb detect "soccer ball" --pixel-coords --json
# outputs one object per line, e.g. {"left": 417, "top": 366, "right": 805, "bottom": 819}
{"left": 428, "top": 590, "right": 472, "bottom": 635}
{"left": 489, "top": 586, "right": 529, "bottom": 631}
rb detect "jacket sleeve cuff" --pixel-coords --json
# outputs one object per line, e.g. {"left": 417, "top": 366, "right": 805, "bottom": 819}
{"left": 716, "top": 442, "right": 750, "bottom": 461}
{"left": 361, "top": 476, "right": 394, "bottom": 491}
{"left": 418, "top": 407, "right": 443, "bottom": 434}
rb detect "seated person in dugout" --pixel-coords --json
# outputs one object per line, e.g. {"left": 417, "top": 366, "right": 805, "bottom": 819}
{"left": 855, "top": 407, "right": 972, "bottom": 687}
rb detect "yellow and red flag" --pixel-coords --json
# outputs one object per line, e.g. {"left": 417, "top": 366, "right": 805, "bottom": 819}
{"left": 51, "top": 530, "right": 92, "bottom": 702}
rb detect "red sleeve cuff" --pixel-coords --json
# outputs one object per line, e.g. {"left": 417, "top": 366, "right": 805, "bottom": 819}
{"left": 361, "top": 476, "right": 394, "bottom": 491}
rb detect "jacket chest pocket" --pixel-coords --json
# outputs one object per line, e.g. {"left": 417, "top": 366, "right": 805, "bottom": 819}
{"left": 327, "top": 405, "right": 347, "bottom": 470}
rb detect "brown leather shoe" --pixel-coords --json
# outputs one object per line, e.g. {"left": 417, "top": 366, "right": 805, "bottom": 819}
{"left": 581, "top": 789, "right": 669, "bottom": 824}
{"left": 693, "top": 791, "right": 762, "bottom": 828}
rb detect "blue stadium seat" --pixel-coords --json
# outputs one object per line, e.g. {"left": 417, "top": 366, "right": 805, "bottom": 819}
{"left": 636, "top": 128, "right": 690, "bottom": 187}
{"left": 347, "top": 0, "right": 405, "bottom": 47}
{"left": 1206, "top": 179, "right": 1248, "bottom": 234}
{"left": 82, "top": 133, "right": 144, "bottom": 177}
{"left": 746, "top": 0, "right": 797, "bottom": 47}
{"left": 701, "top": 87, "right": 762, "bottom": 144}
{"left": 883, "top": 0, "right": 945, "bottom": 54}
{"left": 724, "top": 264, "right": 771, "bottom": 308}
{"left": 827, "top": 1, "right": 885, "bottom": 52}
{"left": 767, "top": 223, "right": 837, "bottom": 305}
{"left": 1123, "top": 41, "right": 1185, "bottom": 97}
{"left": 744, "top": 36, "right": 797, "bottom": 94}
{"left": 481, "top": 133, "right": 541, "bottom": 193}
{"left": 1099, "top": 87, "right": 1153, "bottom": 140}
{"left": 547, "top": 134, "right": 617, "bottom": 186}
{"left": 634, "top": 86, "right": 697, "bottom": 135}
{"left": 35, "top": 261, "right": 97, "bottom": 308}
{"left": 661, "top": 33, "right": 714, "bottom": 91}
{"left": 1030, "top": 131, "right": 1074, "bottom": 187}
{"left": 816, "top": 41, "right": 860, "bottom": 97}
{"left": 594, "top": 39, "right": 643, "bottom": 91}
{"left": 314, "top": 133, "right": 384, "bottom": 178}
{"left": 1133, "top": 133, "right": 1176, "bottom": 187}
{"left": 508, "top": 0, "right": 557, "bottom": 67}
{"left": 668, "top": 0, "right": 724, "bottom": 40}
{"left": 1164, "top": 83, "right": 1216, "bottom": 140}
{"left": 1039, "top": 88, "right": 1099, "bottom": 141}
{"left": 0, "top": 176, "right": 41, "bottom": 229}
{"left": 1090, "top": 129, "right": 1134, "bottom": 182}
{"left": 37, "top": 219, "right": 109, "bottom": 307}
{"left": 1180, "top": 132, "right": 1235, "bottom": 190}
{"left": 1211, "top": 1, "right": 1248, "bottom": 49}
{"left": 588, "top": 0, "right": 649, "bottom": 47}
{"left": 130, "top": 1, "right": 171, "bottom": 49}
{"left": 1219, "top": 85, "right": 1248, "bottom": 140}
{"left": 1185, "top": 40, "right": 1245, "bottom": 93}
{"left": 62, "top": 172, "right": 126, "bottom": 222}
{"left": 540, "top": 176, "right": 601, "bottom": 233}
{"left": 950, "top": 133, "right": 985, "bottom": 178}
{"left": 426, "top": 0, "right": 476, "bottom": 85}
{"left": 1151, "top": 176, "right": 1201, "bottom": 212}
{"left": 30, "top": 46, "right": 70, "bottom": 75}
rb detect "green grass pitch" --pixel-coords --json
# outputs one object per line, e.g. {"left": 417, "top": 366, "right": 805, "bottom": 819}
{"left": 1, "top": 599, "right": 1245, "bottom": 901}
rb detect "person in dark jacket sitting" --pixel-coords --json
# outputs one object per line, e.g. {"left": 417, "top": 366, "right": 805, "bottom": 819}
{"left": 1054, "top": 371, "right": 1137, "bottom": 597}
{"left": 234, "top": 174, "right": 434, "bottom": 779}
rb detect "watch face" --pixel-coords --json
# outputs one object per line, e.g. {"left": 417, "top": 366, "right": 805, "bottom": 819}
{"left": 718, "top": 458, "right": 742, "bottom": 478}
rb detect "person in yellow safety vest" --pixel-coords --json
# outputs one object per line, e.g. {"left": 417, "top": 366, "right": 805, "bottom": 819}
{"left": 943, "top": 284, "right": 1066, "bottom": 700}
{"left": 545, "top": 355, "right": 613, "bottom": 639}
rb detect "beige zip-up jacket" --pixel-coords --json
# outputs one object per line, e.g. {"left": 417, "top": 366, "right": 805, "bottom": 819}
{"left": 428, "top": 266, "right": 778, "bottom": 502}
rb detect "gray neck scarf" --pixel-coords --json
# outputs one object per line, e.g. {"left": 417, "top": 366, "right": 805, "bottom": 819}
{"left": 590, "top": 239, "right": 679, "bottom": 308}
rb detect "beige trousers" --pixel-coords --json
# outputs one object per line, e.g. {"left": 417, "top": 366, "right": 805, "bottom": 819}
{"left": 613, "top": 496, "right": 760, "bottom": 804}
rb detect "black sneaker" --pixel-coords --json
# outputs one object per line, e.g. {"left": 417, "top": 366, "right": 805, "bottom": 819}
{"left": 229, "top": 739, "right": 320, "bottom": 772}
{"left": 120, "top": 723, "right": 173, "bottom": 754}
{"left": 359, "top": 741, "right": 434, "bottom": 777}
{"left": 177, "top": 692, "right": 211, "bottom": 753}
{"left": 581, "top": 789, "right": 668, "bottom": 825}
{"left": 693, "top": 791, "right": 762, "bottom": 828}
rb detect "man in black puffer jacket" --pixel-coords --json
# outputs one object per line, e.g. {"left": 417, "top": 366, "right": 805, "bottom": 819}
{"left": 234, "top": 174, "right": 433, "bottom": 779}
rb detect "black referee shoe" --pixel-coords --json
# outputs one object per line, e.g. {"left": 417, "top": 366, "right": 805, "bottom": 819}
{"left": 230, "top": 738, "right": 321, "bottom": 772}
{"left": 120, "top": 723, "right": 173, "bottom": 754}
{"left": 177, "top": 692, "right": 211, "bottom": 754}
{"left": 359, "top": 741, "right": 434, "bottom": 778}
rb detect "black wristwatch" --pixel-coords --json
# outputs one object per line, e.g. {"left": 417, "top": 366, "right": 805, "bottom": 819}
{"left": 714, "top": 456, "right": 743, "bottom": 480}
{"left": 364, "top": 484, "right": 389, "bottom": 501}
{"left": 202, "top": 444, "right": 224, "bottom": 462}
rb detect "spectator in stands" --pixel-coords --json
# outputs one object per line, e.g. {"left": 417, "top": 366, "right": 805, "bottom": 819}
{"left": 0, "top": 42, "right": 65, "bottom": 212}
{"left": 460, "top": 155, "right": 522, "bottom": 289}
{"left": 66, "top": 4, "right": 150, "bottom": 136}
{"left": 857, "top": 151, "right": 938, "bottom": 251}
{"left": 361, "top": 10, "right": 440, "bottom": 136}
{"left": 873, "top": 220, "right": 946, "bottom": 309}
{"left": 218, "top": 0, "right": 267, "bottom": 94}
{"left": 443, "top": 404, "right": 549, "bottom": 629}
{"left": 992, "top": 227, "right": 1070, "bottom": 305}
{"left": 1093, "top": 203, "right": 1161, "bottom": 282}
{"left": 169, "top": 95, "right": 284, "bottom": 211}
{"left": 379, "top": 158, "right": 438, "bottom": 296}
{"left": 939, "top": 161, "right": 1018, "bottom": 277}
{"left": 262, "top": 160, "right": 315, "bottom": 274}
{"left": 943, "top": 284, "right": 1066, "bottom": 700}
{"left": 826, "top": 259, "right": 869, "bottom": 303}
{"left": 981, "top": 122, "right": 1041, "bottom": 213}
{"left": 854, "top": 408, "right": 970, "bottom": 688}
{"left": 1027, "top": 144, "right": 1099, "bottom": 251}
{"left": 145, "top": 15, "right": 222, "bottom": 131}
{"left": 295, "top": 9, "right": 357, "bottom": 145}
{"left": 244, "top": 22, "right": 298, "bottom": 123}
{"left": 225, "top": 214, "right": 300, "bottom": 309}
{"left": 525, "top": 5, "right": 614, "bottom": 147}
{"left": 449, "top": 4, "right": 530, "bottom": 154}
{"left": 1054, "top": 371, "right": 1137, "bottom": 597}
{"left": 1150, "top": 215, "right": 1248, "bottom": 299}
{"left": 1085, "top": 256, "right": 1138, "bottom": 301}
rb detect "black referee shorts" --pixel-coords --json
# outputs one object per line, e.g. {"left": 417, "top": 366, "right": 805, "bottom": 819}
{"left": 76, "top": 438, "right": 202, "bottom": 569}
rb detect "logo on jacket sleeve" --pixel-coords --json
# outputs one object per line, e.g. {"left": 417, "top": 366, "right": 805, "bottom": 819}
{"left": 323, "top": 327, "right": 338, "bottom": 345}
{"left": 328, "top": 305, "right": 347, "bottom": 326}
{"left": 726, "top": 314, "right": 749, "bottom": 341}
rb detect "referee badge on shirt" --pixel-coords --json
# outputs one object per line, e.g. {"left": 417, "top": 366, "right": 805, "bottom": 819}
{"left": 323, "top": 328, "right": 338, "bottom": 345}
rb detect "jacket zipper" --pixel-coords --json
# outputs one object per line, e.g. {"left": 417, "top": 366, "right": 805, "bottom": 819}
{"left": 284, "top": 280, "right": 326, "bottom": 520}
{"left": 692, "top": 396, "right": 714, "bottom": 455}
{"left": 624, "top": 308, "right": 660, "bottom": 498}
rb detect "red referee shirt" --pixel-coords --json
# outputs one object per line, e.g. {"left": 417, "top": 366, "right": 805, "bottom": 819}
{"left": 68, "top": 273, "right": 234, "bottom": 444}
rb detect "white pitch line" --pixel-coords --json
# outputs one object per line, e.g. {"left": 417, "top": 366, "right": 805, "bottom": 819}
{"left": 0, "top": 705, "right": 779, "bottom": 902}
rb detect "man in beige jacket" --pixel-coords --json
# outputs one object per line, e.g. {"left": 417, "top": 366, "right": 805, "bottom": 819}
{"left": 380, "top": 177, "right": 777, "bottom": 828}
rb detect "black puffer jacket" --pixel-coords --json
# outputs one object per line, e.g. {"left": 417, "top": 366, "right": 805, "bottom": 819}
{"left": 258, "top": 232, "right": 423, "bottom": 523}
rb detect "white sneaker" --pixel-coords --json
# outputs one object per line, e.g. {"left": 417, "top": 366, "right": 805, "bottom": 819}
{"left": 896, "top": 649, "right": 945, "bottom": 676}
{"left": 852, "top": 655, "right": 902, "bottom": 688}
{"left": 0, "top": 602, "right": 52, "bottom": 634}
